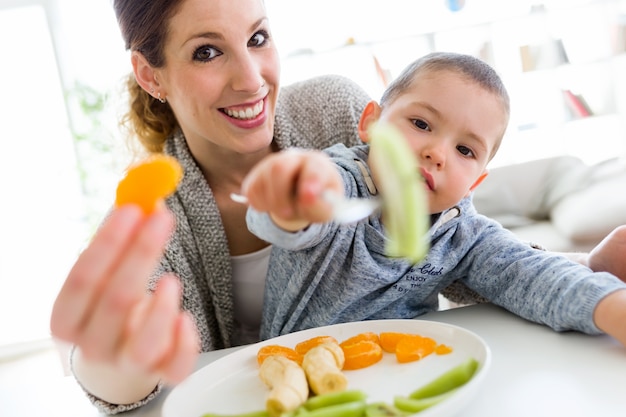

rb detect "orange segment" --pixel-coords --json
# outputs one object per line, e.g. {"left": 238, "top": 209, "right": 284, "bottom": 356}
{"left": 395, "top": 334, "right": 437, "bottom": 363}
{"left": 435, "top": 344, "right": 453, "bottom": 355}
{"left": 294, "top": 335, "right": 338, "bottom": 356}
{"left": 340, "top": 332, "right": 380, "bottom": 348}
{"left": 257, "top": 344, "right": 303, "bottom": 366}
{"left": 379, "top": 331, "right": 409, "bottom": 353}
{"left": 115, "top": 154, "right": 183, "bottom": 215}
{"left": 341, "top": 340, "right": 383, "bottom": 370}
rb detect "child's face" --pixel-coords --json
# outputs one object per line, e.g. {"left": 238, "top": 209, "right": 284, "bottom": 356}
{"left": 376, "top": 69, "right": 507, "bottom": 214}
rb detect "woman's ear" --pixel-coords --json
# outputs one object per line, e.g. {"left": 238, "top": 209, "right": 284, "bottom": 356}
{"left": 358, "top": 101, "right": 382, "bottom": 143}
{"left": 131, "top": 51, "right": 158, "bottom": 96}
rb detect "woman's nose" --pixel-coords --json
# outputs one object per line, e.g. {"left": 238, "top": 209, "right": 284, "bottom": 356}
{"left": 230, "top": 52, "right": 265, "bottom": 93}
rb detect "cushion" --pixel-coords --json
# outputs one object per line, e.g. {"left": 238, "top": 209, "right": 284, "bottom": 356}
{"left": 551, "top": 159, "right": 626, "bottom": 242}
{"left": 473, "top": 156, "right": 590, "bottom": 227}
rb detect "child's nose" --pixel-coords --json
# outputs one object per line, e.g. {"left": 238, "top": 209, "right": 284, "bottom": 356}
{"left": 420, "top": 144, "right": 446, "bottom": 168}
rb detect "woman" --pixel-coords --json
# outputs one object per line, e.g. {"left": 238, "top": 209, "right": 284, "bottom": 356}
{"left": 50, "top": 0, "right": 370, "bottom": 413}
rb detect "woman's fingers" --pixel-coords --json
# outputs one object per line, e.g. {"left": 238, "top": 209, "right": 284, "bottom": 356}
{"left": 158, "top": 312, "right": 200, "bottom": 384}
{"left": 78, "top": 207, "right": 175, "bottom": 361}
{"left": 123, "top": 275, "right": 181, "bottom": 370}
{"left": 50, "top": 205, "right": 144, "bottom": 342}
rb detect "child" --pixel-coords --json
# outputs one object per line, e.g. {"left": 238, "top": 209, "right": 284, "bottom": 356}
{"left": 241, "top": 52, "right": 626, "bottom": 348}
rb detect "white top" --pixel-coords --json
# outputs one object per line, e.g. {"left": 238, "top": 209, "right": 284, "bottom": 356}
{"left": 230, "top": 245, "right": 272, "bottom": 345}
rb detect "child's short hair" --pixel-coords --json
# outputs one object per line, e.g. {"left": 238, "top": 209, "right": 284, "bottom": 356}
{"left": 379, "top": 51, "right": 510, "bottom": 159}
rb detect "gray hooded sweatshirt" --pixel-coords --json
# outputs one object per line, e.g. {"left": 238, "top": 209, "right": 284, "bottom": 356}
{"left": 247, "top": 144, "right": 625, "bottom": 339}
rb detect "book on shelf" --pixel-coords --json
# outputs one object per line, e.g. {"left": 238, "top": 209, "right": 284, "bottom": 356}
{"left": 562, "top": 89, "right": 593, "bottom": 119}
{"left": 520, "top": 39, "right": 569, "bottom": 72}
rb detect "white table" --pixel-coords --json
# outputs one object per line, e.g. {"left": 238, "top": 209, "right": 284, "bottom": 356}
{"left": 2, "top": 303, "right": 625, "bottom": 416}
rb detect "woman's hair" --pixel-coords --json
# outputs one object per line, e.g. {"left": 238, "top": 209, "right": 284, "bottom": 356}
{"left": 379, "top": 52, "right": 510, "bottom": 159}
{"left": 114, "top": 0, "right": 182, "bottom": 153}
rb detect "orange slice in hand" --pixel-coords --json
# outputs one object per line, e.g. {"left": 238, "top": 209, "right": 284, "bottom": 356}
{"left": 115, "top": 154, "right": 183, "bottom": 215}
{"left": 342, "top": 340, "right": 383, "bottom": 370}
{"left": 257, "top": 344, "right": 303, "bottom": 366}
{"left": 294, "top": 335, "right": 339, "bottom": 356}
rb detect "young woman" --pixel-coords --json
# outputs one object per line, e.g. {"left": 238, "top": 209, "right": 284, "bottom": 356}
{"left": 50, "top": 0, "right": 370, "bottom": 413}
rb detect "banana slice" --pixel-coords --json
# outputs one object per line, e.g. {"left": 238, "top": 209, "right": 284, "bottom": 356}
{"left": 368, "top": 121, "right": 429, "bottom": 263}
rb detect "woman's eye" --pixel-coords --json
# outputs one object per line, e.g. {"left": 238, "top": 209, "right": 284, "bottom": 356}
{"left": 193, "top": 45, "right": 221, "bottom": 62}
{"left": 457, "top": 145, "right": 475, "bottom": 158}
{"left": 412, "top": 119, "right": 431, "bottom": 131}
{"left": 249, "top": 30, "right": 269, "bottom": 47}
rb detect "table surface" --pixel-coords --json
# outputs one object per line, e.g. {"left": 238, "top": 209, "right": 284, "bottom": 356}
{"left": 2, "top": 303, "right": 625, "bottom": 417}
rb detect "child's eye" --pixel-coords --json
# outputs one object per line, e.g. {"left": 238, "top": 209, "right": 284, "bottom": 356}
{"left": 412, "top": 119, "right": 431, "bottom": 131}
{"left": 457, "top": 145, "right": 475, "bottom": 158}
{"left": 193, "top": 45, "right": 222, "bottom": 62}
{"left": 249, "top": 30, "right": 269, "bottom": 48}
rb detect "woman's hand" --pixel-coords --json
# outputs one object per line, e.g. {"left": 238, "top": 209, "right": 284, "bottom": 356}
{"left": 242, "top": 149, "right": 344, "bottom": 231}
{"left": 50, "top": 205, "right": 199, "bottom": 402}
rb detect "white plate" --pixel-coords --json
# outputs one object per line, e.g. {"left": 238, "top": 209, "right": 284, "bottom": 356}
{"left": 163, "top": 319, "right": 491, "bottom": 417}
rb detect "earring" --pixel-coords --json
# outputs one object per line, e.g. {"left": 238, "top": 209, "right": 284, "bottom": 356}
{"left": 157, "top": 92, "right": 167, "bottom": 104}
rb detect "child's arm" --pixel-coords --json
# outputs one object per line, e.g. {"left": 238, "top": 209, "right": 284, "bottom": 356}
{"left": 594, "top": 289, "right": 626, "bottom": 348}
{"left": 242, "top": 149, "right": 344, "bottom": 232}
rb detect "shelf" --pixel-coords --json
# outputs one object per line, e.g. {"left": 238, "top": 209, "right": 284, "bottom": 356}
{"left": 272, "top": 0, "right": 626, "bottom": 165}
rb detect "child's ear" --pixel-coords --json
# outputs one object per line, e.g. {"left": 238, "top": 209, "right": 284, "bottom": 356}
{"left": 358, "top": 101, "right": 382, "bottom": 143}
{"left": 467, "top": 171, "right": 489, "bottom": 195}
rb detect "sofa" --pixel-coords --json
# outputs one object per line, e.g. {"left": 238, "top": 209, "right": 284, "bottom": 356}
{"left": 472, "top": 155, "right": 626, "bottom": 253}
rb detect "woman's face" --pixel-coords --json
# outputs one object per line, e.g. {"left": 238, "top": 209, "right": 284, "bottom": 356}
{"left": 155, "top": 0, "right": 280, "bottom": 157}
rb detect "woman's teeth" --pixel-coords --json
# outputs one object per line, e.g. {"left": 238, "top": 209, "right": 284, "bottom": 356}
{"left": 225, "top": 101, "right": 263, "bottom": 120}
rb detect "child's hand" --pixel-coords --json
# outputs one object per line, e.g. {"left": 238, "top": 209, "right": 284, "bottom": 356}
{"left": 588, "top": 225, "right": 626, "bottom": 283}
{"left": 242, "top": 149, "right": 344, "bottom": 230}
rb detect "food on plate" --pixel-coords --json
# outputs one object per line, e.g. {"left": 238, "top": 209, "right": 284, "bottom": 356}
{"left": 393, "top": 357, "right": 479, "bottom": 413}
{"left": 115, "top": 154, "right": 183, "bottom": 214}
{"left": 341, "top": 340, "right": 383, "bottom": 371}
{"left": 394, "top": 334, "right": 437, "bottom": 364}
{"left": 302, "top": 341, "right": 348, "bottom": 395}
{"left": 394, "top": 391, "right": 455, "bottom": 414}
{"left": 367, "top": 121, "right": 429, "bottom": 263}
{"left": 295, "top": 335, "right": 339, "bottom": 356}
{"left": 252, "top": 330, "right": 461, "bottom": 416}
{"left": 339, "top": 332, "right": 380, "bottom": 348}
{"left": 364, "top": 402, "right": 407, "bottom": 417}
{"left": 258, "top": 355, "right": 309, "bottom": 417}
{"left": 379, "top": 331, "right": 453, "bottom": 361}
{"left": 302, "top": 389, "right": 367, "bottom": 411}
{"left": 257, "top": 345, "right": 303, "bottom": 366}
{"left": 408, "top": 357, "right": 479, "bottom": 399}
{"left": 434, "top": 344, "right": 453, "bottom": 355}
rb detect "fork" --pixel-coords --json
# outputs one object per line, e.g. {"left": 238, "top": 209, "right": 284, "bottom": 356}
{"left": 229, "top": 191, "right": 380, "bottom": 224}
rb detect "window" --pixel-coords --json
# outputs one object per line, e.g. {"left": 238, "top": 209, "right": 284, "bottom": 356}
{"left": 0, "top": 3, "right": 86, "bottom": 351}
